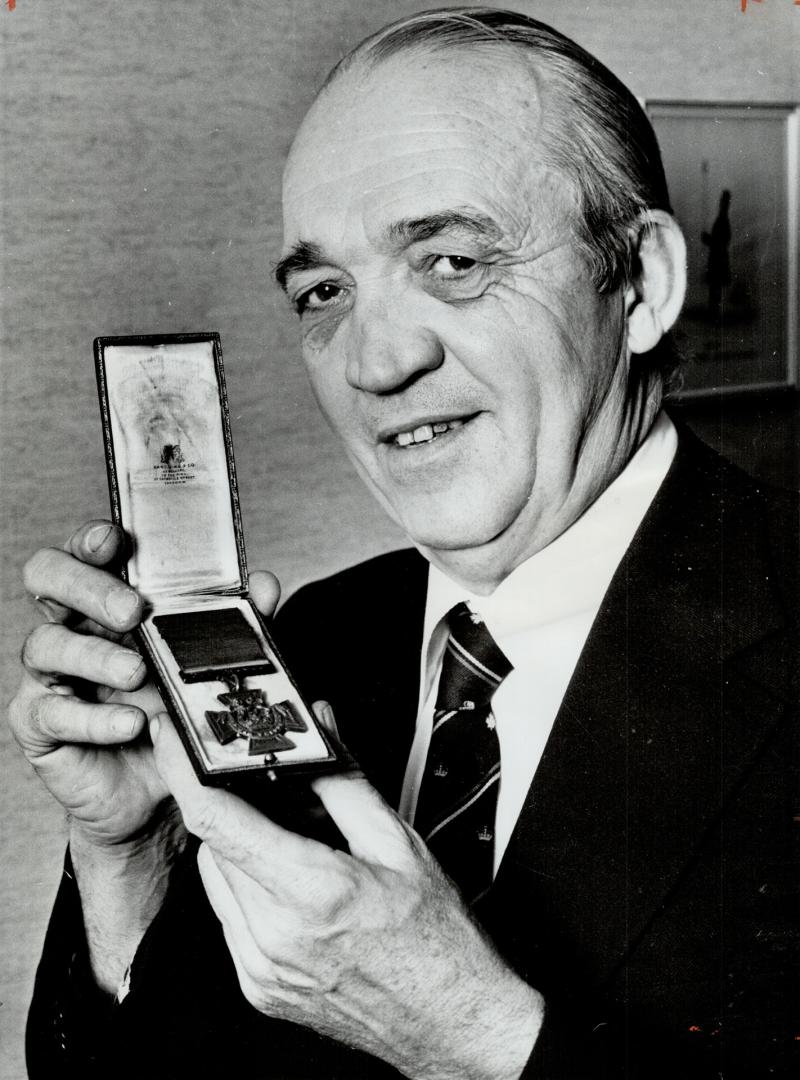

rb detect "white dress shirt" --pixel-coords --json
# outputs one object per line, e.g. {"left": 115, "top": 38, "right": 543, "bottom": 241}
{"left": 399, "top": 412, "right": 678, "bottom": 875}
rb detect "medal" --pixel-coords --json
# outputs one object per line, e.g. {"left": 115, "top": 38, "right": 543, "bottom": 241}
{"left": 205, "top": 674, "right": 308, "bottom": 757}
{"left": 153, "top": 607, "right": 307, "bottom": 759}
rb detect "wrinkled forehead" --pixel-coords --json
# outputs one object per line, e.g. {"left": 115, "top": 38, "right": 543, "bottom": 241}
{"left": 281, "top": 48, "right": 557, "bottom": 248}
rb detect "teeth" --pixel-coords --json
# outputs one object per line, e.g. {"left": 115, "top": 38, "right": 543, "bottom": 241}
{"left": 393, "top": 419, "right": 466, "bottom": 446}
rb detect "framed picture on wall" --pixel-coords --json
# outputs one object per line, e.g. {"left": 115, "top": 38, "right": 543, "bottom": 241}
{"left": 647, "top": 102, "right": 798, "bottom": 397}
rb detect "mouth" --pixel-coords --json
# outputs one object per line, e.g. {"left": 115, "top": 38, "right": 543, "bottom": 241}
{"left": 382, "top": 414, "right": 478, "bottom": 449}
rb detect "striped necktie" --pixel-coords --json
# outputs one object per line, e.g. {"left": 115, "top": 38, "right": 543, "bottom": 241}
{"left": 414, "top": 602, "right": 513, "bottom": 905}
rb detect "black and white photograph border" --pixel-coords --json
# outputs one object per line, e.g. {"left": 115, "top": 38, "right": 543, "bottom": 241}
{"left": 1, "top": 3, "right": 798, "bottom": 1079}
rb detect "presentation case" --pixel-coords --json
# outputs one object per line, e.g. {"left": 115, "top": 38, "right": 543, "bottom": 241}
{"left": 94, "top": 332, "right": 337, "bottom": 788}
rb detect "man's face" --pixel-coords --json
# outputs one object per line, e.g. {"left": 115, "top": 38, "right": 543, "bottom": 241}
{"left": 280, "top": 50, "right": 635, "bottom": 589}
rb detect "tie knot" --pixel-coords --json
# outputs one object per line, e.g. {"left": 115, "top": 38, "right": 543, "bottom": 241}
{"left": 434, "top": 602, "right": 513, "bottom": 713}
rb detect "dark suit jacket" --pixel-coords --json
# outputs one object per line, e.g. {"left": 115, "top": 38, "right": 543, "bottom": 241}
{"left": 27, "top": 429, "right": 799, "bottom": 1078}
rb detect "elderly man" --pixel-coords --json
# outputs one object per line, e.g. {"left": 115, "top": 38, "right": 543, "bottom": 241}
{"left": 11, "top": 8, "right": 797, "bottom": 1079}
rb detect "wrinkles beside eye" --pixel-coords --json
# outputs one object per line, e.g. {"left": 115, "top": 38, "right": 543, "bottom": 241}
{"left": 423, "top": 255, "right": 490, "bottom": 303}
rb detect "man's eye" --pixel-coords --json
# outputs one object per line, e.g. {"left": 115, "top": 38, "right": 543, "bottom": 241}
{"left": 296, "top": 282, "right": 343, "bottom": 314}
{"left": 430, "top": 255, "right": 478, "bottom": 277}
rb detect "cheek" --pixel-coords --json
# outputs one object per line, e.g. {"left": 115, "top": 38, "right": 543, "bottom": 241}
{"left": 495, "top": 285, "right": 621, "bottom": 413}
{"left": 547, "top": 276, "right": 625, "bottom": 379}
{"left": 446, "top": 299, "right": 564, "bottom": 422}
{"left": 302, "top": 354, "right": 369, "bottom": 462}
{"left": 303, "top": 354, "right": 344, "bottom": 426}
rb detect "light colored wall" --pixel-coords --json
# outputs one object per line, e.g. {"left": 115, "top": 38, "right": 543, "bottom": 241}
{"left": 1, "top": 2, "right": 796, "bottom": 1075}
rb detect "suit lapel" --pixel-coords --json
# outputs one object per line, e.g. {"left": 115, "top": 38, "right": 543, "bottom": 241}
{"left": 275, "top": 547, "right": 428, "bottom": 810}
{"left": 483, "top": 430, "right": 794, "bottom": 989}
{"left": 335, "top": 549, "right": 428, "bottom": 808}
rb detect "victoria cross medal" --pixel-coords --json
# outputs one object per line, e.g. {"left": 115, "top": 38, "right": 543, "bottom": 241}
{"left": 205, "top": 679, "right": 308, "bottom": 757}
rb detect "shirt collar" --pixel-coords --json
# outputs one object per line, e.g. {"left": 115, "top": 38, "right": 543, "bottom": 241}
{"left": 422, "top": 411, "right": 678, "bottom": 654}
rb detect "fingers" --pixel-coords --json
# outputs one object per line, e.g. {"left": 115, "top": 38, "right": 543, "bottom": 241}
{"left": 63, "top": 520, "right": 126, "bottom": 567}
{"left": 22, "top": 623, "right": 146, "bottom": 692}
{"left": 26, "top": 521, "right": 131, "bottom": 626}
{"left": 311, "top": 772, "right": 414, "bottom": 869}
{"left": 247, "top": 571, "right": 281, "bottom": 618}
{"left": 9, "top": 676, "right": 146, "bottom": 758}
{"left": 312, "top": 700, "right": 339, "bottom": 739}
{"left": 150, "top": 713, "right": 327, "bottom": 894}
{"left": 24, "top": 546, "right": 143, "bottom": 633}
{"left": 38, "top": 694, "right": 145, "bottom": 747}
{"left": 308, "top": 704, "right": 405, "bottom": 864}
{"left": 310, "top": 702, "right": 362, "bottom": 774}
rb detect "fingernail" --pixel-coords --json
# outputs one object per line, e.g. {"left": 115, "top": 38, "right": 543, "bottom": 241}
{"left": 86, "top": 524, "right": 114, "bottom": 552}
{"left": 105, "top": 586, "right": 139, "bottom": 624}
{"left": 149, "top": 714, "right": 162, "bottom": 741}
{"left": 111, "top": 650, "right": 143, "bottom": 684}
{"left": 116, "top": 708, "right": 142, "bottom": 739}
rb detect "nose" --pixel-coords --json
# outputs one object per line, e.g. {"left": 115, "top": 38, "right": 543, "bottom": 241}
{"left": 345, "top": 288, "right": 444, "bottom": 394}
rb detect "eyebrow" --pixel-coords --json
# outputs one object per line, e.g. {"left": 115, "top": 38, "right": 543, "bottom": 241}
{"left": 386, "top": 210, "right": 503, "bottom": 247}
{"left": 274, "top": 241, "right": 327, "bottom": 291}
{"left": 274, "top": 210, "right": 503, "bottom": 292}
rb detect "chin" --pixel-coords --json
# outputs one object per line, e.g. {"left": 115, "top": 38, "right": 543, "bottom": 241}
{"left": 397, "top": 499, "right": 518, "bottom": 554}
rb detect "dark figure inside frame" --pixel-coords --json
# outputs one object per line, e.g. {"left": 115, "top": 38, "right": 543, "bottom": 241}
{"left": 701, "top": 188, "right": 732, "bottom": 316}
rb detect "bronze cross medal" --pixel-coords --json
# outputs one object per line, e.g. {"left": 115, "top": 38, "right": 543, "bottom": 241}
{"left": 150, "top": 608, "right": 309, "bottom": 760}
{"left": 205, "top": 675, "right": 308, "bottom": 758}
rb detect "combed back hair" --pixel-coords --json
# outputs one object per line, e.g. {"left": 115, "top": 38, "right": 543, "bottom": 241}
{"left": 324, "top": 6, "right": 680, "bottom": 385}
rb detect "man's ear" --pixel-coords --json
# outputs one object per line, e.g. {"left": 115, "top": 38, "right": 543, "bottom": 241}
{"left": 624, "top": 210, "right": 687, "bottom": 355}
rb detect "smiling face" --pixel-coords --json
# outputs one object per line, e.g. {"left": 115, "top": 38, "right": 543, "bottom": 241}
{"left": 279, "top": 49, "right": 653, "bottom": 592}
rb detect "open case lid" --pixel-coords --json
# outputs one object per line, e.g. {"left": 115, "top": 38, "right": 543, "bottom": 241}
{"left": 95, "top": 333, "right": 248, "bottom": 601}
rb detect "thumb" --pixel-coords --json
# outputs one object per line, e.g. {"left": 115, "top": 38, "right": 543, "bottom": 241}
{"left": 311, "top": 701, "right": 361, "bottom": 774}
{"left": 311, "top": 771, "right": 414, "bottom": 869}
{"left": 312, "top": 700, "right": 340, "bottom": 740}
{"left": 247, "top": 571, "right": 281, "bottom": 618}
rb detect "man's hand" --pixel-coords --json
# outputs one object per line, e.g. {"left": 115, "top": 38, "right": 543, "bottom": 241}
{"left": 151, "top": 711, "right": 544, "bottom": 1080}
{"left": 8, "top": 519, "right": 283, "bottom": 991}
{"left": 9, "top": 520, "right": 168, "bottom": 847}
{"left": 9, "top": 519, "right": 282, "bottom": 847}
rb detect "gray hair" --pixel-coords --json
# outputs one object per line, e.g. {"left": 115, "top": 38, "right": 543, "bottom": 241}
{"left": 325, "top": 7, "right": 680, "bottom": 384}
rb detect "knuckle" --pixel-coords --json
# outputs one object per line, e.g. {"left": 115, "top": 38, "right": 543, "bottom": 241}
{"left": 64, "top": 630, "right": 104, "bottom": 671}
{"left": 240, "top": 971, "right": 273, "bottom": 1014}
{"left": 23, "top": 547, "right": 62, "bottom": 594}
{"left": 7, "top": 677, "right": 83, "bottom": 756}
{"left": 10, "top": 688, "right": 66, "bottom": 751}
{"left": 307, "top": 861, "right": 359, "bottom": 925}
{"left": 24, "top": 547, "right": 108, "bottom": 620}
{"left": 34, "top": 694, "right": 68, "bottom": 740}
{"left": 21, "top": 623, "right": 58, "bottom": 670}
{"left": 62, "top": 557, "right": 94, "bottom": 598}
{"left": 242, "top": 948, "right": 274, "bottom": 986}
{"left": 7, "top": 688, "right": 29, "bottom": 739}
{"left": 182, "top": 794, "right": 224, "bottom": 840}
{"left": 19, "top": 633, "right": 36, "bottom": 673}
